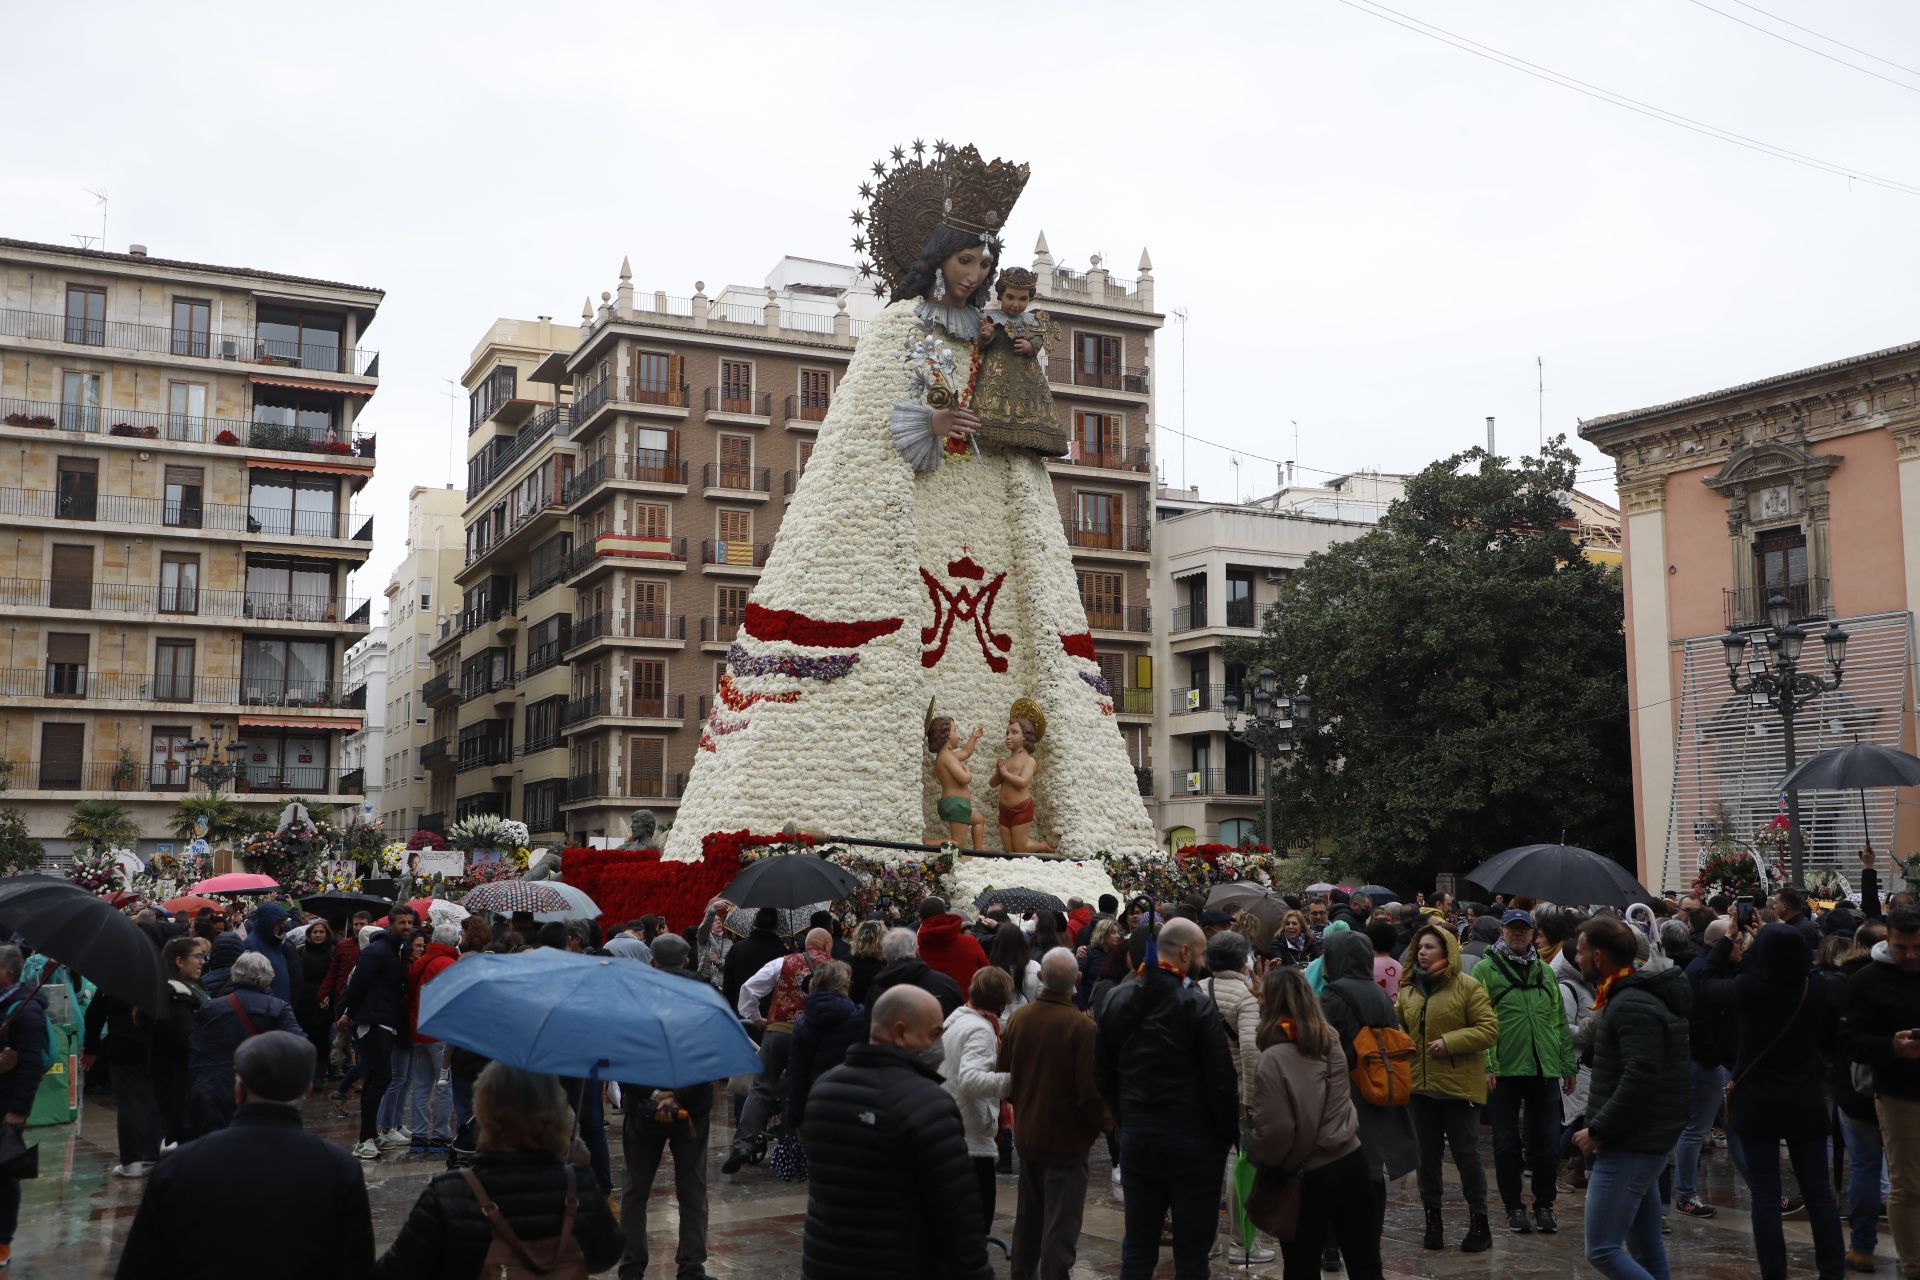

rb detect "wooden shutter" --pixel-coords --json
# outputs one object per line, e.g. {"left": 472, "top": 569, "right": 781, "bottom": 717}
{"left": 1096, "top": 651, "right": 1126, "bottom": 694}
{"left": 718, "top": 509, "right": 752, "bottom": 543}
{"left": 797, "top": 440, "right": 814, "bottom": 473}
{"left": 40, "top": 723, "right": 84, "bottom": 787}
{"left": 631, "top": 659, "right": 666, "bottom": 715}
{"left": 718, "top": 585, "right": 749, "bottom": 622}
{"left": 46, "top": 632, "right": 90, "bottom": 665}
{"left": 631, "top": 581, "right": 663, "bottom": 637}
{"left": 633, "top": 502, "right": 669, "bottom": 540}
{"left": 50, "top": 545, "right": 93, "bottom": 609}
{"left": 800, "top": 369, "right": 831, "bottom": 418}
{"left": 1078, "top": 571, "right": 1122, "bottom": 627}
{"left": 721, "top": 361, "right": 752, "bottom": 411}
{"left": 627, "top": 736, "right": 664, "bottom": 796}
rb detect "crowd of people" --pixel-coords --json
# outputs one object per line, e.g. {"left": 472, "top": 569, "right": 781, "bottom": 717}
{"left": 0, "top": 857, "right": 1913, "bottom": 1278}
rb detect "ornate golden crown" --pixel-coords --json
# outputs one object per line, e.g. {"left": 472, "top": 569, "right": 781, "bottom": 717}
{"left": 997, "top": 267, "right": 1037, "bottom": 292}
{"left": 850, "top": 139, "right": 1031, "bottom": 297}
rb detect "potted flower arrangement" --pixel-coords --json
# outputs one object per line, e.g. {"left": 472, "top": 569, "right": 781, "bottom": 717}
{"left": 215, "top": 429, "right": 240, "bottom": 445}
{"left": 407, "top": 828, "right": 448, "bottom": 851}
{"left": 111, "top": 746, "right": 141, "bottom": 791}
{"left": 324, "top": 440, "right": 355, "bottom": 455}
{"left": 66, "top": 846, "right": 124, "bottom": 896}
{"left": 2, "top": 413, "right": 27, "bottom": 427}
{"left": 26, "top": 415, "right": 55, "bottom": 429}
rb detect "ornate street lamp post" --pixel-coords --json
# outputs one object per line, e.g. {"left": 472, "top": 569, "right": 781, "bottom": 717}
{"left": 1222, "top": 668, "right": 1311, "bottom": 851}
{"left": 184, "top": 720, "right": 249, "bottom": 798}
{"left": 1719, "top": 595, "right": 1849, "bottom": 888}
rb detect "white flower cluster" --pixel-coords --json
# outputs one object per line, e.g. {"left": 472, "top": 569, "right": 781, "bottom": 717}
{"left": 943, "top": 854, "right": 1122, "bottom": 923}
{"left": 446, "top": 814, "right": 529, "bottom": 854}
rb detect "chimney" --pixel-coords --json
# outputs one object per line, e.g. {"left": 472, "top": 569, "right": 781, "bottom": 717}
{"left": 1486, "top": 416, "right": 1496, "bottom": 453}
{"left": 128, "top": 244, "right": 148, "bottom": 258}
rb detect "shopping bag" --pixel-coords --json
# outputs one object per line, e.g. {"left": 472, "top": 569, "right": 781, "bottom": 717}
{"left": 769, "top": 1133, "right": 809, "bottom": 1183}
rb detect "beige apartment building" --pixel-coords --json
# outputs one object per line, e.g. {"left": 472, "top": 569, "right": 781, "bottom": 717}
{"left": 379, "top": 484, "right": 463, "bottom": 835}
{"left": 418, "top": 238, "right": 1160, "bottom": 847}
{"left": 0, "top": 238, "right": 380, "bottom": 856}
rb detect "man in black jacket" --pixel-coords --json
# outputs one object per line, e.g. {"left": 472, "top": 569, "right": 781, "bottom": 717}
{"left": 722, "top": 908, "right": 789, "bottom": 1026}
{"left": 116, "top": 1031, "right": 374, "bottom": 1278}
{"left": 617, "top": 935, "right": 715, "bottom": 1280}
{"left": 338, "top": 925, "right": 407, "bottom": 1160}
{"left": 801, "top": 984, "right": 992, "bottom": 1280}
{"left": 1843, "top": 903, "right": 1920, "bottom": 1275}
{"left": 0, "top": 947, "right": 48, "bottom": 1269}
{"left": 1094, "top": 918, "right": 1238, "bottom": 1280}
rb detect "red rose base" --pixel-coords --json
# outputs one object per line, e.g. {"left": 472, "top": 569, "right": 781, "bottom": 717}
{"left": 558, "top": 830, "right": 811, "bottom": 935}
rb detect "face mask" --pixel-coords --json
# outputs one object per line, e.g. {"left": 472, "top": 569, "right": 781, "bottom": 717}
{"left": 914, "top": 1040, "right": 947, "bottom": 1070}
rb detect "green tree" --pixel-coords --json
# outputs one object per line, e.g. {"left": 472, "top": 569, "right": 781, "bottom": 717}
{"left": 168, "top": 795, "right": 249, "bottom": 845}
{"left": 66, "top": 799, "right": 141, "bottom": 854}
{"left": 0, "top": 810, "right": 44, "bottom": 877}
{"left": 1240, "top": 439, "right": 1633, "bottom": 887}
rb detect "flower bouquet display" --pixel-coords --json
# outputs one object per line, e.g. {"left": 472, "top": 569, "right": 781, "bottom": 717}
{"left": 1690, "top": 812, "right": 1789, "bottom": 899}
{"left": 66, "top": 846, "right": 125, "bottom": 897}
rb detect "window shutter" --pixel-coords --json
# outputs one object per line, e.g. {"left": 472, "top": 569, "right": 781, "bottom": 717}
{"left": 46, "top": 633, "right": 90, "bottom": 665}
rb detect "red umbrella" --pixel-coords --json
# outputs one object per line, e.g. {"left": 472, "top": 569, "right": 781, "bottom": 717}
{"left": 188, "top": 872, "right": 278, "bottom": 895}
{"left": 106, "top": 891, "right": 143, "bottom": 910}
{"left": 162, "top": 895, "right": 222, "bottom": 916}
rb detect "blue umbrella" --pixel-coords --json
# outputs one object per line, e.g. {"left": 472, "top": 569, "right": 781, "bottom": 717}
{"left": 416, "top": 949, "right": 761, "bottom": 1088}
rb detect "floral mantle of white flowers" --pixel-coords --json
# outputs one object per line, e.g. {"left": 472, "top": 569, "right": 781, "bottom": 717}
{"left": 943, "top": 853, "right": 1120, "bottom": 921}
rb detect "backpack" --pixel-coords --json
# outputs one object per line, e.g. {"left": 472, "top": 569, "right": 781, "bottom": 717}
{"left": 1348, "top": 1023, "right": 1416, "bottom": 1108}
{"left": 459, "top": 1166, "right": 589, "bottom": 1279}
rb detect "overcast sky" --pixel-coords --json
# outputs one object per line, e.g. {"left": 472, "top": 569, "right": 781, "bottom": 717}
{"left": 9, "top": 0, "right": 1920, "bottom": 614}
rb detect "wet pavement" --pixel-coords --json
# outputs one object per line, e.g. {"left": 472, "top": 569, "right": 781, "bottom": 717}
{"left": 12, "top": 1086, "right": 1896, "bottom": 1277}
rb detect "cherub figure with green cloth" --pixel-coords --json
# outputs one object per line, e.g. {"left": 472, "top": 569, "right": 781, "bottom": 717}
{"left": 926, "top": 701, "right": 986, "bottom": 850}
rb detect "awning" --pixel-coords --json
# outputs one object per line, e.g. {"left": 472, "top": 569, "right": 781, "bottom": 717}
{"left": 249, "top": 374, "right": 375, "bottom": 396}
{"left": 240, "top": 715, "right": 362, "bottom": 731}
{"left": 246, "top": 459, "right": 369, "bottom": 476}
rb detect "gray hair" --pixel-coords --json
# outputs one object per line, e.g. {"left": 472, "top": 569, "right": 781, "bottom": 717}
{"left": 1039, "top": 947, "right": 1078, "bottom": 994}
{"left": 650, "top": 934, "right": 691, "bottom": 972}
{"left": 432, "top": 922, "right": 460, "bottom": 947}
{"left": 1205, "top": 930, "right": 1250, "bottom": 976}
{"left": 229, "top": 951, "right": 276, "bottom": 992}
{"left": 1658, "top": 918, "right": 1691, "bottom": 953}
{"left": 881, "top": 927, "right": 919, "bottom": 962}
{"left": 0, "top": 945, "right": 19, "bottom": 980}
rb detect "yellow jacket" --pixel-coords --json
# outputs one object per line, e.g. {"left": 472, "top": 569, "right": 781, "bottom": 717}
{"left": 1394, "top": 924, "right": 1500, "bottom": 1103}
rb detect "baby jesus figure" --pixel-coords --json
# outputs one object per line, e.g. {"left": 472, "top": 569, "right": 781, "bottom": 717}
{"left": 927, "top": 712, "right": 986, "bottom": 850}
{"left": 991, "top": 699, "right": 1054, "bottom": 853}
{"left": 971, "top": 267, "right": 1068, "bottom": 456}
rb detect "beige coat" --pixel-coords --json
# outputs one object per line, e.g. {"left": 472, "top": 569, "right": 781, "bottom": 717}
{"left": 1248, "top": 1035, "right": 1361, "bottom": 1174}
{"left": 1205, "top": 971, "right": 1261, "bottom": 1107}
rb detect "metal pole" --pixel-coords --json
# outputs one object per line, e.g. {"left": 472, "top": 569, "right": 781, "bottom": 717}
{"left": 1262, "top": 751, "right": 1274, "bottom": 851}
{"left": 1781, "top": 685, "right": 1805, "bottom": 889}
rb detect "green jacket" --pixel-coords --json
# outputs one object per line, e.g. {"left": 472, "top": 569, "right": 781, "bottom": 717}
{"left": 1472, "top": 949, "right": 1575, "bottom": 1079}
{"left": 1395, "top": 925, "right": 1500, "bottom": 1104}
{"left": 1585, "top": 966, "right": 1692, "bottom": 1154}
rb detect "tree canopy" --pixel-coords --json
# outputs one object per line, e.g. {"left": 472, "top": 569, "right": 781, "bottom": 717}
{"left": 1240, "top": 439, "right": 1633, "bottom": 887}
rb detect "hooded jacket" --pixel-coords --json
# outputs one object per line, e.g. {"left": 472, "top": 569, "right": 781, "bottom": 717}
{"left": 1303, "top": 919, "right": 1351, "bottom": 994}
{"left": 1472, "top": 944, "right": 1575, "bottom": 1079}
{"left": 201, "top": 931, "right": 245, "bottom": 998}
{"left": 1460, "top": 914, "right": 1502, "bottom": 966}
{"left": 182, "top": 984, "right": 302, "bottom": 1139}
{"left": 1318, "top": 932, "right": 1419, "bottom": 1180}
{"left": 916, "top": 914, "right": 989, "bottom": 997}
{"left": 1549, "top": 946, "right": 1595, "bottom": 1119}
{"left": 1394, "top": 925, "right": 1499, "bottom": 1103}
{"left": 241, "top": 903, "right": 293, "bottom": 1002}
{"left": 340, "top": 929, "right": 408, "bottom": 1033}
{"left": 406, "top": 941, "right": 460, "bottom": 1044}
{"left": 1843, "top": 938, "right": 1920, "bottom": 1101}
{"left": 1700, "top": 925, "right": 1833, "bottom": 1140}
{"left": 1584, "top": 964, "right": 1692, "bottom": 1153}
{"left": 0, "top": 982, "right": 49, "bottom": 1118}
{"left": 863, "top": 957, "right": 963, "bottom": 1021}
{"left": 939, "top": 1004, "right": 1011, "bottom": 1157}
{"left": 787, "top": 989, "right": 863, "bottom": 1126}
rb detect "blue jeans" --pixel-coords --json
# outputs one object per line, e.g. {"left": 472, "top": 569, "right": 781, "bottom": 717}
{"left": 1738, "top": 1131, "right": 1845, "bottom": 1280}
{"left": 451, "top": 1072, "right": 475, "bottom": 1136}
{"left": 1118, "top": 1125, "right": 1227, "bottom": 1280}
{"left": 404, "top": 1043, "right": 452, "bottom": 1143}
{"left": 1584, "top": 1149, "right": 1670, "bottom": 1280}
{"left": 1837, "top": 1110, "right": 1888, "bottom": 1254}
{"left": 1671, "top": 1062, "right": 1725, "bottom": 1204}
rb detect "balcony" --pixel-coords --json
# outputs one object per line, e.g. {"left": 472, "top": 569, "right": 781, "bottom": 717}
{"left": 0, "top": 578, "right": 366, "bottom": 625}
{"left": 1114, "top": 687, "right": 1153, "bottom": 716}
{"left": 1054, "top": 442, "right": 1151, "bottom": 474}
{"left": 458, "top": 594, "right": 518, "bottom": 636}
{"left": 1178, "top": 769, "right": 1265, "bottom": 798}
{"left": 700, "top": 463, "right": 771, "bottom": 497}
{"left": 1, "top": 760, "right": 363, "bottom": 795}
{"left": 784, "top": 393, "right": 831, "bottom": 428}
{"left": 1171, "top": 606, "right": 1203, "bottom": 633}
{"left": 1135, "top": 766, "right": 1154, "bottom": 798}
{"left": 0, "top": 669, "right": 365, "bottom": 710}
{"left": 459, "top": 673, "right": 514, "bottom": 705}
{"left": 704, "top": 387, "right": 773, "bottom": 425}
{"left": 521, "top": 732, "right": 564, "bottom": 756}
{"left": 419, "top": 738, "right": 451, "bottom": 769}
{"left": 1169, "top": 685, "right": 1228, "bottom": 715}
{"left": 0, "top": 486, "right": 366, "bottom": 541}
{"left": 455, "top": 742, "right": 513, "bottom": 773}
{"left": 1225, "top": 598, "right": 1258, "bottom": 629}
{"left": 343, "top": 681, "right": 368, "bottom": 711}
{"left": 1, "top": 396, "right": 375, "bottom": 460}
{"left": 561, "top": 690, "right": 686, "bottom": 727}
{"left": 0, "top": 307, "right": 378, "bottom": 376}
{"left": 1064, "top": 522, "right": 1150, "bottom": 555}
{"left": 566, "top": 611, "right": 686, "bottom": 652}
{"left": 1084, "top": 605, "right": 1151, "bottom": 635}
{"left": 521, "top": 637, "right": 569, "bottom": 680}
{"left": 465, "top": 406, "right": 572, "bottom": 499}
{"left": 468, "top": 367, "right": 545, "bottom": 435}
{"left": 563, "top": 534, "right": 689, "bottom": 581}
{"left": 1045, "top": 361, "right": 1151, "bottom": 395}
{"left": 338, "top": 767, "right": 365, "bottom": 794}
{"left": 564, "top": 771, "right": 682, "bottom": 804}
{"left": 463, "top": 491, "right": 568, "bottom": 567}
{"left": 571, "top": 376, "right": 689, "bottom": 431}
{"left": 702, "top": 539, "right": 769, "bottom": 571}
{"left": 1725, "top": 578, "right": 1832, "bottom": 630}
{"left": 700, "top": 616, "right": 743, "bottom": 647}
{"left": 422, "top": 672, "right": 457, "bottom": 706}
{"left": 564, "top": 450, "right": 687, "bottom": 507}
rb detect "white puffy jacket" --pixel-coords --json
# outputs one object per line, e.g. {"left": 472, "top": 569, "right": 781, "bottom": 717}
{"left": 938, "top": 1004, "right": 1010, "bottom": 1157}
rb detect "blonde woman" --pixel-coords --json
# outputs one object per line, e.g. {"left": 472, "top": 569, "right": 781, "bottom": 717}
{"left": 1248, "top": 967, "right": 1380, "bottom": 1280}
{"left": 1274, "top": 911, "right": 1316, "bottom": 967}
{"left": 849, "top": 919, "right": 887, "bottom": 1007}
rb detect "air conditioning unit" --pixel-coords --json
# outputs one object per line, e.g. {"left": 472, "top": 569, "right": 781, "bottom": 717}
{"left": 219, "top": 339, "right": 241, "bottom": 361}
{"left": 1265, "top": 569, "right": 1291, "bottom": 584}
{"left": 1185, "top": 772, "right": 1203, "bottom": 793}
{"left": 1185, "top": 688, "right": 1201, "bottom": 710}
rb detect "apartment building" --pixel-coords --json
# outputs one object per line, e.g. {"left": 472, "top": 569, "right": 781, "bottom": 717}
{"left": 379, "top": 485, "right": 463, "bottom": 836}
{"left": 421, "top": 238, "right": 1160, "bottom": 847}
{"left": 0, "top": 238, "right": 380, "bottom": 855}
{"left": 337, "top": 628, "right": 387, "bottom": 826}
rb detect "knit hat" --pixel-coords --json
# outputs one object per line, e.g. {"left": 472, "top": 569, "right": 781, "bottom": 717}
{"left": 235, "top": 1031, "right": 314, "bottom": 1103}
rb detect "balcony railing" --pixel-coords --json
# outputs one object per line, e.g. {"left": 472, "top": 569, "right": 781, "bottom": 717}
{"left": 338, "top": 767, "right": 365, "bottom": 794}
{"left": 422, "top": 672, "right": 456, "bottom": 705}
{"left": 1083, "top": 605, "right": 1151, "bottom": 634}
{"left": 1065, "top": 523, "right": 1150, "bottom": 554}
{"left": 567, "top": 611, "right": 687, "bottom": 650}
{"left": 1225, "top": 598, "right": 1258, "bottom": 629}
{"left": 565, "top": 771, "right": 681, "bottom": 803}
{"left": 418, "top": 738, "right": 450, "bottom": 768}
{"left": 561, "top": 692, "right": 607, "bottom": 727}
{"left": 784, "top": 393, "right": 831, "bottom": 424}
{"left": 561, "top": 690, "right": 686, "bottom": 725}
{"left": 704, "top": 387, "right": 773, "bottom": 419}
{"left": 0, "top": 577, "right": 365, "bottom": 623}
{"left": 1178, "top": 769, "right": 1265, "bottom": 798}
{"left": 702, "top": 539, "right": 769, "bottom": 569}
{"left": 0, "top": 486, "right": 363, "bottom": 540}
{"left": 1057, "top": 443, "right": 1151, "bottom": 473}
{"left": 572, "top": 376, "right": 689, "bottom": 427}
{"left": 1725, "top": 578, "right": 1832, "bottom": 630}
{"left": 564, "top": 536, "right": 689, "bottom": 579}
{"left": 1170, "top": 605, "right": 1203, "bottom": 633}
{"left": 565, "top": 450, "right": 687, "bottom": 506}
{"left": 700, "top": 616, "right": 744, "bottom": 646}
{"left": 1045, "top": 361, "right": 1151, "bottom": 394}
{"left": 701, "top": 463, "right": 771, "bottom": 493}
{"left": 0, "top": 307, "right": 378, "bottom": 375}
{"left": 1, "top": 396, "right": 374, "bottom": 458}
{"left": 465, "top": 407, "right": 572, "bottom": 498}
{"left": 0, "top": 668, "right": 362, "bottom": 709}
{"left": 521, "top": 637, "right": 569, "bottom": 679}
{"left": 1114, "top": 687, "right": 1152, "bottom": 715}
{"left": 1169, "top": 685, "right": 1228, "bottom": 714}
{"left": 459, "top": 673, "right": 514, "bottom": 704}
{"left": 1, "top": 760, "right": 360, "bottom": 794}
{"left": 521, "top": 733, "right": 563, "bottom": 756}
{"left": 455, "top": 742, "right": 513, "bottom": 773}
{"left": 458, "top": 594, "right": 517, "bottom": 636}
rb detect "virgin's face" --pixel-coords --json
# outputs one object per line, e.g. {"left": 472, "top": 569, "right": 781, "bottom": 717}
{"left": 942, "top": 246, "right": 991, "bottom": 301}
{"left": 998, "top": 286, "right": 1031, "bottom": 316}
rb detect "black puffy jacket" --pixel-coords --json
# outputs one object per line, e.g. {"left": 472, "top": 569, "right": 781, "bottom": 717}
{"left": 1584, "top": 964, "right": 1692, "bottom": 1154}
{"left": 373, "top": 1151, "right": 620, "bottom": 1280}
{"left": 340, "top": 929, "right": 407, "bottom": 1032}
{"left": 1093, "top": 965, "right": 1239, "bottom": 1147}
{"left": 1844, "top": 941, "right": 1920, "bottom": 1101}
{"left": 800, "top": 1043, "right": 993, "bottom": 1280}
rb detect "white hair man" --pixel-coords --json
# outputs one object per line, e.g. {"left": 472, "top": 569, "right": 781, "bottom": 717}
{"left": 182, "top": 952, "right": 302, "bottom": 1143}
{"left": 860, "top": 926, "right": 963, "bottom": 1020}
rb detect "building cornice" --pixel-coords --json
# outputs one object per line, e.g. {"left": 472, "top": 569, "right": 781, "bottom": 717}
{"left": 1617, "top": 480, "right": 1665, "bottom": 516}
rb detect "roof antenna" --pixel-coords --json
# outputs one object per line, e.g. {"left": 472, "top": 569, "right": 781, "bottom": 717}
{"left": 73, "top": 188, "right": 109, "bottom": 251}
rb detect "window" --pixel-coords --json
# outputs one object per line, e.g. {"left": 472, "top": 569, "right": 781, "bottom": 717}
{"left": 246, "top": 557, "right": 334, "bottom": 621}
{"left": 1756, "top": 526, "right": 1809, "bottom": 596}
{"left": 1226, "top": 569, "right": 1257, "bottom": 628}
{"left": 1190, "top": 738, "right": 1212, "bottom": 782}
{"left": 242, "top": 637, "right": 333, "bottom": 705}
{"left": 627, "top": 736, "right": 666, "bottom": 797}
{"left": 150, "top": 727, "right": 191, "bottom": 791}
{"left": 717, "top": 586, "right": 750, "bottom": 623}
{"left": 170, "top": 299, "right": 211, "bottom": 358}
{"left": 1072, "top": 411, "right": 1123, "bottom": 466}
{"left": 155, "top": 639, "right": 195, "bottom": 702}
{"left": 256, "top": 306, "right": 344, "bottom": 372}
{"left": 631, "top": 581, "right": 667, "bottom": 637}
{"left": 168, "top": 382, "right": 208, "bottom": 442}
{"left": 165, "top": 466, "right": 204, "bottom": 529}
{"left": 55, "top": 458, "right": 97, "bottom": 520}
{"left": 1219, "top": 818, "right": 1258, "bottom": 846}
{"left": 718, "top": 510, "right": 752, "bottom": 562}
{"left": 50, "top": 544, "right": 93, "bottom": 609}
{"left": 469, "top": 366, "right": 516, "bottom": 428}
{"left": 38, "top": 723, "right": 85, "bottom": 790}
{"left": 65, "top": 285, "right": 105, "bottom": 345}
{"left": 1188, "top": 654, "right": 1210, "bottom": 709}
{"left": 525, "top": 697, "right": 566, "bottom": 752}
{"left": 154, "top": 554, "right": 198, "bottom": 615}
{"left": 631, "top": 659, "right": 666, "bottom": 716}
{"left": 1074, "top": 332, "right": 1122, "bottom": 388}
{"left": 797, "top": 440, "right": 814, "bottom": 475}
{"left": 1077, "top": 570, "right": 1123, "bottom": 630}
{"left": 242, "top": 732, "right": 330, "bottom": 793}
{"left": 458, "top": 719, "right": 511, "bottom": 767}
{"left": 633, "top": 351, "right": 679, "bottom": 404}
{"left": 632, "top": 502, "right": 670, "bottom": 540}
{"left": 1074, "top": 492, "right": 1118, "bottom": 548}
{"left": 525, "top": 615, "right": 570, "bottom": 675}
{"left": 720, "top": 360, "right": 753, "bottom": 413}
{"left": 718, "top": 435, "right": 752, "bottom": 490}
{"left": 1180, "top": 573, "right": 1208, "bottom": 629}
{"left": 633, "top": 427, "right": 678, "bottom": 483}
{"left": 524, "top": 780, "right": 564, "bottom": 833}
{"left": 1225, "top": 738, "right": 1256, "bottom": 795}
{"left": 61, "top": 371, "right": 101, "bottom": 432}
{"left": 251, "top": 389, "right": 337, "bottom": 449}
{"left": 799, "top": 369, "right": 832, "bottom": 420}
{"left": 1096, "top": 650, "right": 1127, "bottom": 696}
{"left": 46, "top": 633, "right": 89, "bottom": 697}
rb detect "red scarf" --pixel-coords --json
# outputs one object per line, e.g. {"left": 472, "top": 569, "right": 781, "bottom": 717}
{"left": 1591, "top": 962, "right": 1639, "bottom": 1012}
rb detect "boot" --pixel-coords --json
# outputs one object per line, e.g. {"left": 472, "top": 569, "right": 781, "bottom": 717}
{"left": 1460, "top": 1212, "right": 1492, "bottom": 1254}
{"left": 1422, "top": 1207, "right": 1444, "bottom": 1251}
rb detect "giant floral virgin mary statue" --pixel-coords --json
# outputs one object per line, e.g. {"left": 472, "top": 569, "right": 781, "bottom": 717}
{"left": 662, "top": 142, "right": 1157, "bottom": 861}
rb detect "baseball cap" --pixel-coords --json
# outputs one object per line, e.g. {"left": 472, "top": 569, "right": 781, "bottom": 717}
{"left": 1501, "top": 909, "right": 1535, "bottom": 928}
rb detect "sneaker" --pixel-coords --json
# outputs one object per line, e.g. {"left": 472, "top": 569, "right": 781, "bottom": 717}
{"left": 721, "top": 1145, "right": 749, "bottom": 1175}
{"left": 158, "top": 1140, "right": 176, "bottom": 1154}
{"left": 0, "top": 1242, "right": 11, "bottom": 1269}
{"left": 1533, "top": 1206, "right": 1557, "bottom": 1234}
{"left": 1782, "top": 1196, "right": 1807, "bottom": 1218}
{"left": 1661, "top": 1215, "right": 1671, "bottom": 1235}
{"left": 1226, "top": 1243, "right": 1276, "bottom": 1264}
{"left": 1674, "top": 1199, "right": 1716, "bottom": 1219}
{"left": 1321, "top": 1242, "right": 1343, "bottom": 1271}
{"left": 109, "top": 1162, "right": 151, "bottom": 1179}
{"left": 1506, "top": 1208, "right": 1533, "bottom": 1234}
{"left": 353, "top": 1139, "right": 380, "bottom": 1160}
{"left": 376, "top": 1128, "right": 411, "bottom": 1149}
{"left": 1846, "top": 1251, "right": 1878, "bottom": 1273}
{"left": 1111, "top": 1164, "right": 1122, "bottom": 1185}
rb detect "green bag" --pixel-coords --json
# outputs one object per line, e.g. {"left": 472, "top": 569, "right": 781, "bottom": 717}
{"left": 27, "top": 1020, "right": 80, "bottom": 1127}
{"left": 1227, "top": 1148, "right": 1259, "bottom": 1253}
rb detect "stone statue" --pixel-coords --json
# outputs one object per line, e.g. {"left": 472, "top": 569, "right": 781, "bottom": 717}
{"left": 524, "top": 847, "right": 562, "bottom": 881}
{"left": 621, "top": 809, "right": 659, "bottom": 851}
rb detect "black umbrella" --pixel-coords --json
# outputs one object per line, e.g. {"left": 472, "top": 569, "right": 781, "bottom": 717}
{"left": 0, "top": 874, "right": 167, "bottom": 1016}
{"left": 1780, "top": 743, "right": 1920, "bottom": 855}
{"left": 1465, "top": 845, "right": 1654, "bottom": 908}
{"left": 1353, "top": 885, "right": 1400, "bottom": 904}
{"left": 299, "top": 890, "right": 393, "bottom": 926}
{"left": 719, "top": 853, "right": 862, "bottom": 909}
{"left": 970, "top": 887, "right": 1067, "bottom": 915}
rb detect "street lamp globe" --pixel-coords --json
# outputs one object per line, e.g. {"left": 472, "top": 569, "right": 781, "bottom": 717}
{"left": 1822, "top": 622, "right": 1850, "bottom": 670}
{"left": 1766, "top": 594, "right": 1792, "bottom": 631}
{"left": 1292, "top": 691, "right": 1313, "bottom": 724}
{"left": 1222, "top": 691, "right": 1241, "bottom": 730}
{"left": 1719, "top": 630, "right": 1749, "bottom": 671}
{"left": 1777, "top": 623, "right": 1807, "bottom": 666}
